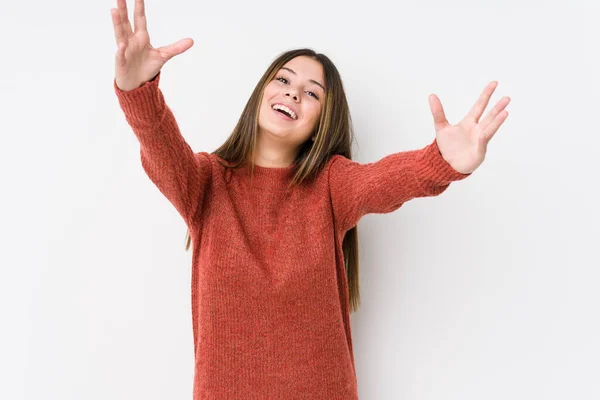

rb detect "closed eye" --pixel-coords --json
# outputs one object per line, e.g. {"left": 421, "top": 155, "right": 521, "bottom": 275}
{"left": 275, "top": 76, "right": 319, "bottom": 100}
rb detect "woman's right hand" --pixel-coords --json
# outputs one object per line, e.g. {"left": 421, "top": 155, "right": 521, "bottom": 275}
{"left": 111, "top": 0, "right": 194, "bottom": 91}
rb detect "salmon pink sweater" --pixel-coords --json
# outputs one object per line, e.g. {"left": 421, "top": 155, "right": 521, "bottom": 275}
{"left": 114, "top": 71, "right": 470, "bottom": 399}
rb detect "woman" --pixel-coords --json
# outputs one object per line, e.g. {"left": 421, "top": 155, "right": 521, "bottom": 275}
{"left": 111, "top": 0, "right": 510, "bottom": 398}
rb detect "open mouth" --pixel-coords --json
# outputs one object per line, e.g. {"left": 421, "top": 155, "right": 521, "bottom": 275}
{"left": 273, "top": 108, "right": 294, "bottom": 120}
{"left": 271, "top": 104, "right": 297, "bottom": 120}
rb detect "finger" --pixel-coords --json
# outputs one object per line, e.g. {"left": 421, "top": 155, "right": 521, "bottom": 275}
{"left": 428, "top": 94, "right": 450, "bottom": 132}
{"left": 482, "top": 110, "right": 509, "bottom": 143}
{"left": 157, "top": 38, "right": 194, "bottom": 61}
{"left": 117, "top": 0, "right": 133, "bottom": 37}
{"left": 479, "top": 96, "right": 511, "bottom": 132}
{"left": 111, "top": 8, "right": 126, "bottom": 48}
{"left": 133, "top": 0, "right": 147, "bottom": 33}
{"left": 115, "top": 41, "right": 127, "bottom": 69}
{"left": 466, "top": 81, "right": 498, "bottom": 123}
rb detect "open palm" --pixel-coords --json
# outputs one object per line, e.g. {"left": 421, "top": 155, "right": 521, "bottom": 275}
{"left": 111, "top": 0, "right": 194, "bottom": 91}
{"left": 428, "top": 81, "right": 511, "bottom": 174}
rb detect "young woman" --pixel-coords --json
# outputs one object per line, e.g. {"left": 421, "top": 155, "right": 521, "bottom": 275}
{"left": 111, "top": 0, "right": 510, "bottom": 398}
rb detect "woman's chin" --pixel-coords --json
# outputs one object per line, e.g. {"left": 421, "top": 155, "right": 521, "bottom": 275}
{"left": 259, "top": 123, "right": 294, "bottom": 138}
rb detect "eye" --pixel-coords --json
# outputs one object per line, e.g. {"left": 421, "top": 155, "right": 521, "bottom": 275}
{"left": 275, "top": 75, "right": 320, "bottom": 100}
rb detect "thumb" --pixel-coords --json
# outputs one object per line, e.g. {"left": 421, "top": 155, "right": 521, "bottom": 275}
{"left": 157, "top": 38, "right": 194, "bottom": 62}
{"left": 428, "top": 93, "right": 449, "bottom": 132}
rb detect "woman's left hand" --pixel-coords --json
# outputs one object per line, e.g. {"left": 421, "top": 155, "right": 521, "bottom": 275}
{"left": 428, "top": 81, "right": 511, "bottom": 174}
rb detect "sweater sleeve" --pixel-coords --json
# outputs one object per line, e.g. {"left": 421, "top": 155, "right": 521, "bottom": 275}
{"left": 328, "top": 138, "right": 471, "bottom": 233}
{"left": 113, "top": 71, "right": 212, "bottom": 228}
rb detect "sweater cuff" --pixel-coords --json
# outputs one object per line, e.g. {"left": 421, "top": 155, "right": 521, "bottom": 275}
{"left": 113, "top": 71, "right": 164, "bottom": 126}
{"left": 414, "top": 138, "right": 472, "bottom": 185}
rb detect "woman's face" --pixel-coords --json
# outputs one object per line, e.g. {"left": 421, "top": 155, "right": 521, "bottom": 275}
{"left": 258, "top": 56, "right": 326, "bottom": 149}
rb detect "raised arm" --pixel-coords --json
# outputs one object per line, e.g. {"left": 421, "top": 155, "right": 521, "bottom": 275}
{"left": 329, "top": 80, "right": 511, "bottom": 233}
{"left": 328, "top": 139, "right": 470, "bottom": 233}
{"left": 111, "top": 0, "right": 210, "bottom": 227}
{"left": 114, "top": 74, "right": 211, "bottom": 227}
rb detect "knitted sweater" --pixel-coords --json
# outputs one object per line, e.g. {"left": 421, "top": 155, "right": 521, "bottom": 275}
{"left": 113, "top": 72, "right": 470, "bottom": 399}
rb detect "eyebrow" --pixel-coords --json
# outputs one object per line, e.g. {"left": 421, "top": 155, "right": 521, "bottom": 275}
{"left": 280, "top": 67, "right": 325, "bottom": 91}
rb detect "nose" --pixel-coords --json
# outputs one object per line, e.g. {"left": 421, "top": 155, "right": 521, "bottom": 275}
{"left": 285, "top": 88, "right": 299, "bottom": 101}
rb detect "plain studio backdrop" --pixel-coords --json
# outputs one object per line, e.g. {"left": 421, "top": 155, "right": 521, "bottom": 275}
{"left": 1, "top": 0, "right": 598, "bottom": 398}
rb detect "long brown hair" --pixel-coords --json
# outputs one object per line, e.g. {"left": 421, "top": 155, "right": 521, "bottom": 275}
{"left": 184, "top": 48, "right": 361, "bottom": 312}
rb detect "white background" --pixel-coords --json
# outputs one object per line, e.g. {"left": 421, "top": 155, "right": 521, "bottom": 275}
{"left": 1, "top": 0, "right": 598, "bottom": 398}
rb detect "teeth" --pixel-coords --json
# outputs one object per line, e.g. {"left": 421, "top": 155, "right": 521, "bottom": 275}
{"left": 272, "top": 104, "right": 297, "bottom": 120}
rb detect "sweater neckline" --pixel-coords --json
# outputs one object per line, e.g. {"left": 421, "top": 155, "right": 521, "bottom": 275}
{"left": 238, "top": 160, "right": 297, "bottom": 189}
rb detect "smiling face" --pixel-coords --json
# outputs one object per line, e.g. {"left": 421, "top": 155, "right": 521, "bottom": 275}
{"left": 257, "top": 56, "right": 326, "bottom": 153}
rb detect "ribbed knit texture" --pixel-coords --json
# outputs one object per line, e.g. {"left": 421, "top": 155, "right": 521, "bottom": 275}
{"left": 114, "top": 71, "right": 471, "bottom": 399}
